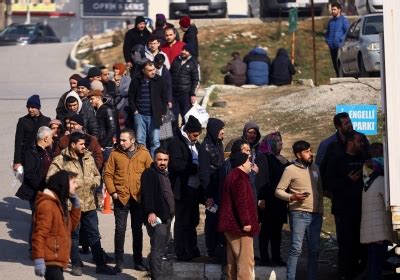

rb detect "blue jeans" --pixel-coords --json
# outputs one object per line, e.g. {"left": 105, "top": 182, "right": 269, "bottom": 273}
{"left": 287, "top": 211, "right": 322, "bottom": 280}
{"left": 134, "top": 113, "right": 160, "bottom": 157}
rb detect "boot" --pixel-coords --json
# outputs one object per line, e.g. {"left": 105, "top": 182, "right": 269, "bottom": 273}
{"left": 91, "top": 241, "right": 116, "bottom": 275}
{"left": 71, "top": 265, "right": 82, "bottom": 276}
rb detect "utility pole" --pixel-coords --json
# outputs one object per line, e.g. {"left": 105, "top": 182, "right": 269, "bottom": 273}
{"left": 311, "top": 0, "right": 317, "bottom": 85}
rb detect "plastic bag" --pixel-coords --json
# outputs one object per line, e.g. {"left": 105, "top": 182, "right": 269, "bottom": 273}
{"left": 184, "top": 103, "right": 209, "bottom": 128}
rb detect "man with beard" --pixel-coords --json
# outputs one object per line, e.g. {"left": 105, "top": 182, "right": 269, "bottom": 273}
{"left": 161, "top": 27, "right": 185, "bottom": 64}
{"left": 47, "top": 132, "right": 115, "bottom": 276}
{"left": 198, "top": 118, "right": 225, "bottom": 259}
{"left": 13, "top": 95, "right": 51, "bottom": 172}
{"left": 141, "top": 148, "right": 175, "bottom": 279}
{"left": 275, "top": 140, "right": 323, "bottom": 280}
{"left": 103, "top": 129, "right": 152, "bottom": 273}
{"left": 325, "top": 132, "right": 366, "bottom": 279}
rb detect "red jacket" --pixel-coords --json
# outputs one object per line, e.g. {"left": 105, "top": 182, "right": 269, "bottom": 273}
{"left": 161, "top": 41, "right": 185, "bottom": 65}
{"left": 218, "top": 168, "right": 260, "bottom": 237}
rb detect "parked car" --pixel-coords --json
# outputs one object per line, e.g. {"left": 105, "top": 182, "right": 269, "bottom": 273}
{"left": 355, "top": 0, "right": 383, "bottom": 15}
{"left": 337, "top": 13, "right": 382, "bottom": 77}
{"left": 0, "top": 22, "right": 60, "bottom": 46}
{"left": 169, "top": 0, "right": 227, "bottom": 19}
{"left": 259, "top": 0, "right": 325, "bottom": 17}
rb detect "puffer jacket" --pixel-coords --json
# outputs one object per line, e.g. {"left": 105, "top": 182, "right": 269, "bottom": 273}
{"left": 123, "top": 27, "right": 151, "bottom": 63}
{"left": 243, "top": 47, "right": 271, "bottom": 86}
{"left": 64, "top": 91, "right": 99, "bottom": 138}
{"left": 32, "top": 189, "right": 80, "bottom": 268}
{"left": 95, "top": 99, "right": 117, "bottom": 148}
{"left": 47, "top": 149, "right": 101, "bottom": 212}
{"left": 103, "top": 144, "right": 152, "bottom": 205}
{"left": 182, "top": 25, "right": 199, "bottom": 61}
{"left": 325, "top": 14, "right": 350, "bottom": 49}
{"left": 170, "top": 56, "right": 199, "bottom": 97}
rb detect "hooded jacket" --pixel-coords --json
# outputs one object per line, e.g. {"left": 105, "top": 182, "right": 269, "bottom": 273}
{"left": 32, "top": 189, "right": 80, "bottom": 268}
{"left": 170, "top": 55, "right": 199, "bottom": 97}
{"left": 224, "top": 121, "right": 261, "bottom": 153}
{"left": 243, "top": 47, "right": 271, "bottom": 86}
{"left": 123, "top": 26, "right": 151, "bottom": 63}
{"left": 47, "top": 149, "right": 101, "bottom": 212}
{"left": 64, "top": 91, "right": 99, "bottom": 138}
{"left": 94, "top": 98, "right": 117, "bottom": 148}
{"left": 103, "top": 144, "right": 153, "bottom": 205}
{"left": 198, "top": 118, "right": 225, "bottom": 200}
{"left": 182, "top": 25, "right": 199, "bottom": 61}
{"left": 144, "top": 46, "right": 171, "bottom": 69}
{"left": 269, "top": 48, "right": 296, "bottom": 86}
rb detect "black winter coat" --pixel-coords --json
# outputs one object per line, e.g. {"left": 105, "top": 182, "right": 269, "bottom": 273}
{"left": 128, "top": 74, "right": 168, "bottom": 127}
{"left": 167, "top": 130, "right": 200, "bottom": 200}
{"left": 16, "top": 144, "right": 51, "bottom": 201}
{"left": 123, "top": 28, "right": 150, "bottom": 63}
{"left": 95, "top": 100, "right": 117, "bottom": 148}
{"left": 14, "top": 113, "right": 51, "bottom": 164}
{"left": 141, "top": 164, "right": 173, "bottom": 223}
{"left": 182, "top": 25, "right": 199, "bottom": 61}
{"left": 102, "top": 80, "right": 118, "bottom": 109}
{"left": 170, "top": 56, "right": 199, "bottom": 97}
{"left": 80, "top": 98, "right": 99, "bottom": 138}
{"left": 269, "top": 48, "right": 296, "bottom": 86}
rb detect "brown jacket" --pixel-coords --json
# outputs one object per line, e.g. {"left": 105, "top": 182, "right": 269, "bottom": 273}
{"left": 32, "top": 189, "right": 81, "bottom": 268}
{"left": 54, "top": 134, "right": 103, "bottom": 171}
{"left": 104, "top": 144, "right": 152, "bottom": 205}
{"left": 47, "top": 149, "right": 101, "bottom": 212}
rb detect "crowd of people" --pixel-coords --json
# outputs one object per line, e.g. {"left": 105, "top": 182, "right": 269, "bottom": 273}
{"left": 12, "top": 5, "right": 392, "bottom": 280}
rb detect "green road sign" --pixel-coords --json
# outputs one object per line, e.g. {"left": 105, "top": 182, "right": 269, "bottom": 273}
{"left": 289, "top": 8, "right": 298, "bottom": 33}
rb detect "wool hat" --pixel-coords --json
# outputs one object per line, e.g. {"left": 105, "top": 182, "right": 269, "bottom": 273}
{"left": 179, "top": 16, "right": 191, "bottom": 28}
{"left": 69, "top": 73, "right": 82, "bottom": 82}
{"left": 49, "top": 119, "right": 62, "bottom": 127}
{"left": 230, "top": 152, "right": 249, "bottom": 169}
{"left": 135, "top": 16, "right": 146, "bottom": 26}
{"left": 77, "top": 78, "right": 91, "bottom": 89}
{"left": 91, "top": 80, "right": 104, "bottom": 91}
{"left": 69, "top": 114, "right": 84, "bottom": 127}
{"left": 156, "top": 13, "right": 166, "bottom": 21}
{"left": 87, "top": 89, "right": 103, "bottom": 98}
{"left": 26, "top": 94, "right": 41, "bottom": 109}
{"left": 87, "top": 67, "right": 101, "bottom": 78}
{"left": 184, "top": 115, "right": 202, "bottom": 133}
{"left": 183, "top": 43, "right": 195, "bottom": 55}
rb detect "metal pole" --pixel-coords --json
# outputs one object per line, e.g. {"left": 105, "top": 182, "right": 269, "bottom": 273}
{"left": 311, "top": 0, "right": 317, "bottom": 85}
{"left": 25, "top": 0, "right": 31, "bottom": 24}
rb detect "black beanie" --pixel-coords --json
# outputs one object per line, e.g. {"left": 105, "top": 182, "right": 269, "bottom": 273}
{"left": 230, "top": 152, "right": 248, "bottom": 169}
{"left": 69, "top": 114, "right": 85, "bottom": 127}
{"left": 26, "top": 94, "right": 41, "bottom": 110}
{"left": 184, "top": 115, "right": 202, "bottom": 133}
{"left": 77, "top": 78, "right": 91, "bottom": 89}
{"left": 87, "top": 67, "right": 101, "bottom": 78}
{"left": 135, "top": 16, "right": 146, "bottom": 26}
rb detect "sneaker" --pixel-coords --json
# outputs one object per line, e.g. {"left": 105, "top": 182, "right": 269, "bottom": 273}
{"left": 71, "top": 265, "right": 82, "bottom": 276}
{"left": 96, "top": 264, "right": 117, "bottom": 275}
{"left": 134, "top": 263, "right": 148, "bottom": 271}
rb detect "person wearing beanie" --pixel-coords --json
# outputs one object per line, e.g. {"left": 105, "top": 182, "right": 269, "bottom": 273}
{"left": 180, "top": 16, "right": 199, "bottom": 61}
{"left": 198, "top": 118, "right": 225, "bottom": 259}
{"left": 87, "top": 67, "right": 102, "bottom": 81}
{"left": 167, "top": 115, "right": 202, "bottom": 261}
{"left": 56, "top": 74, "right": 82, "bottom": 121}
{"left": 123, "top": 15, "right": 150, "bottom": 67}
{"left": 13, "top": 95, "right": 51, "bottom": 172}
{"left": 169, "top": 42, "right": 199, "bottom": 132}
{"left": 218, "top": 151, "right": 259, "bottom": 279}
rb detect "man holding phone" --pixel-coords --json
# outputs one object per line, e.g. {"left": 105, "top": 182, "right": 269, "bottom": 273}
{"left": 325, "top": 131, "right": 367, "bottom": 279}
{"left": 275, "top": 140, "right": 323, "bottom": 280}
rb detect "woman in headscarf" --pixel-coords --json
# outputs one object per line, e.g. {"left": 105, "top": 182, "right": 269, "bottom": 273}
{"left": 258, "top": 131, "right": 291, "bottom": 266}
{"left": 269, "top": 48, "right": 296, "bottom": 86}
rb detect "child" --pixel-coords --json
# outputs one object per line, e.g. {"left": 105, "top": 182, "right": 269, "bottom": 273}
{"left": 32, "top": 170, "right": 81, "bottom": 279}
{"left": 360, "top": 143, "right": 393, "bottom": 280}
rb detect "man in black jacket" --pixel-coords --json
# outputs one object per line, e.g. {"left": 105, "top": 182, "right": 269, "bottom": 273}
{"left": 123, "top": 16, "right": 150, "bottom": 68}
{"left": 170, "top": 44, "right": 199, "bottom": 130}
{"left": 13, "top": 95, "right": 51, "bottom": 172}
{"left": 167, "top": 115, "right": 202, "bottom": 261}
{"left": 16, "top": 126, "right": 53, "bottom": 253}
{"left": 198, "top": 118, "right": 225, "bottom": 259}
{"left": 141, "top": 148, "right": 174, "bottom": 279}
{"left": 128, "top": 61, "right": 168, "bottom": 157}
{"left": 88, "top": 89, "right": 117, "bottom": 159}
{"left": 179, "top": 16, "right": 199, "bottom": 62}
